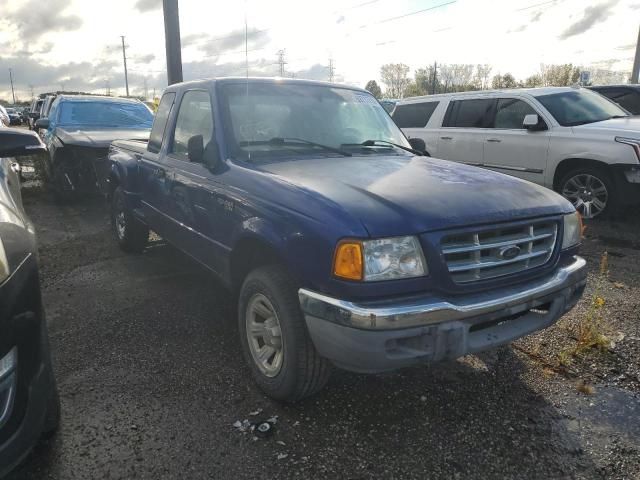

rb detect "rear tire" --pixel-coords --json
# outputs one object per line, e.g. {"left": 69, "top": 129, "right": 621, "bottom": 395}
{"left": 111, "top": 186, "right": 149, "bottom": 253}
{"left": 238, "top": 265, "right": 331, "bottom": 402}
{"left": 558, "top": 167, "right": 616, "bottom": 219}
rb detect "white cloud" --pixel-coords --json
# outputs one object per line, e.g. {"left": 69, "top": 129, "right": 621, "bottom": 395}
{"left": 0, "top": 0, "right": 638, "bottom": 101}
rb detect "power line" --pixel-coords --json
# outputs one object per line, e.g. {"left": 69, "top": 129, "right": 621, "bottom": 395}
{"left": 120, "top": 36, "right": 129, "bottom": 97}
{"left": 8, "top": 68, "right": 16, "bottom": 104}
{"left": 328, "top": 58, "right": 335, "bottom": 82}
{"left": 276, "top": 49, "right": 287, "bottom": 76}
{"left": 372, "top": 1, "right": 456, "bottom": 25}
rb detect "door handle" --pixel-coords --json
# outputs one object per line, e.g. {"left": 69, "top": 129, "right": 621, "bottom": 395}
{"left": 153, "top": 168, "right": 166, "bottom": 178}
{"left": 486, "top": 138, "right": 502, "bottom": 143}
{"left": 440, "top": 136, "right": 452, "bottom": 140}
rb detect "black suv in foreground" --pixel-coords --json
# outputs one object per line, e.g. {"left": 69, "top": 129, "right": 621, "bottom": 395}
{"left": 0, "top": 128, "right": 60, "bottom": 477}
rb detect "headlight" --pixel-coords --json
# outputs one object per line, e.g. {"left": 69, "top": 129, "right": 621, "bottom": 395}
{"left": 333, "top": 236, "right": 427, "bottom": 281}
{"left": 0, "top": 238, "right": 9, "bottom": 284}
{"left": 615, "top": 136, "right": 640, "bottom": 161}
{"left": 562, "top": 212, "right": 583, "bottom": 249}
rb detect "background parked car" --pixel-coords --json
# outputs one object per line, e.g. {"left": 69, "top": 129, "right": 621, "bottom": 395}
{"left": 0, "top": 127, "right": 60, "bottom": 477}
{"left": 27, "top": 98, "right": 44, "bottom": 130}
{"left": 392, "top": 87, "right": 640, "bottom": 218}
{"left": 5, "top": 108, "right": 22, "bottom": 126}
{"left": 0, "top": 105, "right": 8, "bottom": 127}
{"left": 36, "top": 95, "right": 153, "bottom": 200}
{"left": 588, "top": 84, "right": 640, "bottom": 115}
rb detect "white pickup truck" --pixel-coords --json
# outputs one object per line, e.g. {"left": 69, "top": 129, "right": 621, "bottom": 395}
{"left": 393, "top": 87, "right": 640, "bottom": 218}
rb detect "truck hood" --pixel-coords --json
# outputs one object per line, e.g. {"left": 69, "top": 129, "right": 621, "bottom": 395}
{"left": 56, "top": 127, "right": 150, "bottom": 147}
{"left": 257, "top": 155, "right": 574, "bottom": 236}
{"left": 573, "top": 116, "right": 640, "bottom": 136}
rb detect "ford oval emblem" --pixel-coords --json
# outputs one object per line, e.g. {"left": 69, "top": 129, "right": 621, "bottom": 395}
{"left": 499, "top": 245, "right": 521, "bottom": 260}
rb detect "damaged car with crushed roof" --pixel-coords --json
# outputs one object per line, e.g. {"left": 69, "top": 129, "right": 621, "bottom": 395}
{"left": 35, "top": 95, "right": 153, "bottom": 201}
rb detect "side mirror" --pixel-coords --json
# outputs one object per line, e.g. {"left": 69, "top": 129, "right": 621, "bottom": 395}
{"left": 523, "top": 114, "right": 546, "bottom": 131}
{"left": 408, "top": 137, "right": 427, "bottom": 154}
{"left": 187, "top": 135, "right": 204, "bottom": 163}
{"left": 0, "top": 128, "right": 46, "bottom": 158}
{"left": 35, "top": 118, "right": 50, "bottom": 130}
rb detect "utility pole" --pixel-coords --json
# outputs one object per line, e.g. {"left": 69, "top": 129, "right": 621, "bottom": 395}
{"left": 276, "top": 50, "right": 287, "bottom": 77}
{"left": 328, "top": 58, "right": 335, "bottom": 82}
{"left": 163, "top": 0, "right": 183, "bottom": 85}
{"left": 431, "top": 61, "right": 437, "bottom": 95}
{"left": 105, "top": 79, "right": 111, "bottom": 96}
{"left": 29, "top": 85, "right": 34, "bottom": 100}
{"left": 8, "top": 69, "right": 16, "bottom": 104}
{"left": 121, "top": 36, "right": 130, "bottom": 96}
{"left": 632, "top": 24, "right": 640, "bottom": 83}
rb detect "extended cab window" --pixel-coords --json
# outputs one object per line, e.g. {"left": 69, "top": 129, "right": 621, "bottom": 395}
{"left": 171, "top": 90, "right": 214, "bottom": 161}
{"left": 493, "top": 98, "right": 537, "bottom": 129}
{"left": 148, "top": 93, "right": 175, "bottom": 154}
{"left": 392, "top": 102, "right": 438, "bottom": 128}
{"left": 443, "top": 99, "right": 493, "bottom": 128}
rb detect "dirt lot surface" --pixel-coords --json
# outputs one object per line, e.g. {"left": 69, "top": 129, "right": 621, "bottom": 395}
{"left": 6, "top": 191, "right": 640, "bottom": 480}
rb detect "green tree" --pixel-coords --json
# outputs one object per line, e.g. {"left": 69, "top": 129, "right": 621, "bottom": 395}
{"left": 540, "top": 64, "right": 581, "bottom": 86}
{"left": 491, "top": 73, "right": 518, "bottom": 89}
{"left": 364, "top": 80, "right": 382, "bottom": 99}
{"left": 380, "top": 63, "right": 410, "bottom": 98}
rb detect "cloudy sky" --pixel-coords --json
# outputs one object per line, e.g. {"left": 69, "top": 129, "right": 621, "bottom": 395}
{"left": 0, "top": 0, "right": 638, "bottom": 101}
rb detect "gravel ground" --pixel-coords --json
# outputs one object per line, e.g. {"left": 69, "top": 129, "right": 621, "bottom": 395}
{"left": 6, "top": 190, "right": 640, "bottom": 480}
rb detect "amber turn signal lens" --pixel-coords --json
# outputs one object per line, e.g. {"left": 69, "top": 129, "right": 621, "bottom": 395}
{"left": 333, "top": 241, "right": 363, "bottom": 280}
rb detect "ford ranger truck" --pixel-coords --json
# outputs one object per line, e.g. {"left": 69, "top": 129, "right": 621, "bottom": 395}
{"left": 105, "top": 78, "right": 587, "bottom": 402}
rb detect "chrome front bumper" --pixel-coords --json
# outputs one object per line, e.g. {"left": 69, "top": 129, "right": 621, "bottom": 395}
{"left": 299, "top": 256, "right": 587, "bottom": 373}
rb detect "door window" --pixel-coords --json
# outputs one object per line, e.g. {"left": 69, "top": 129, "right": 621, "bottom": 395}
{"left": 171, "top": 90, "right": 214, "bottom": 161}
{"left": 493, "top": 98, "right": 537, "bottom": 129}
{"left": 148, "top": 93, "right": 176, "bottom": 154}
{"left": 443, "top": 99, "right": 494, "bottom": 128}
{"left": 392, "top": 102, "right": 439, "bottom": 128}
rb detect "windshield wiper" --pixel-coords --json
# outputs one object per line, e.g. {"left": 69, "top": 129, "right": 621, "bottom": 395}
{"left": 608, "top": 115, "right": 629, "bottom": 119}
{"left": 239, "top": 137, "right": 351, "bottom": 157}
{"left": 360, "top": 139, "right": 424, "bottom": 156}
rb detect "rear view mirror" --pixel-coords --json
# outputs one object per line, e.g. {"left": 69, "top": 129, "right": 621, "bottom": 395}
{"left": 523, "top": 114, "right": 546, "bottom": 131}
{"left": 0, "top": 128, "right": 46, "bottom": 158}
{"left": 187, "top": 135, "right": 204, "bottom": 163}
{"left": 34, "top": 118, "right": 49, "bottom": 130}
{"left": 408, "top": 137, "right": 427, "bottom": 154}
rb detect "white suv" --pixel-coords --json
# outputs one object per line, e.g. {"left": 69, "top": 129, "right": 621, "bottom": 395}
{"left": 392, "top": 87, "right": 640, "bottom": 218}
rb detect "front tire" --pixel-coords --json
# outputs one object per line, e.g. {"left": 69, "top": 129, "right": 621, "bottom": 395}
{"left": 558, "top": 167, "right": 615, "bottom": 219}
{"left": 238, "top": 265, "right": 331, "bottom": 402}
{"left": 111, "top": 186, "right": 149, "bottom": 253}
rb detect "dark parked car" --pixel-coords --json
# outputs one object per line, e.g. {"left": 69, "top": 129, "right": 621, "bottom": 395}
{"left": 0, "top": 128, "right": 59, "bottom": 477}
{"left": 588, "top": 85, "right": 640, "bottom": 115}
{"left": 35, "top": 95, "right": 153, "bottom": 200}
{"left": 4, "top": 108, "right": 22, "bottom": 126}
{"left": 27, "top": 99, "right": 44, "bottom": 131}
{"left": 107, "top": 78, "right": 586, "bottom": 402}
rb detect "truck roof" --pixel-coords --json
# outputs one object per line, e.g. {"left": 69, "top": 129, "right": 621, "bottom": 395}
{"left": 397, "top": 86, "right": 584, "bottom": 104}
{"left": 55, "top": 95, "right": 145, "bottom": 104}
{"left": 163, "top": 77, "right": 369, "bottom": 94}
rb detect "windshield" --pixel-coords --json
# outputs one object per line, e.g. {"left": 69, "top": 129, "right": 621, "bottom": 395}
{"left": 57, "top": 101, "right": 154, "bottom": 128}
{"left": 220, "top": 82, "right": 409, "bottom": 161}
{"left": 536, "top": 89, "right": 629, "bottom": 127}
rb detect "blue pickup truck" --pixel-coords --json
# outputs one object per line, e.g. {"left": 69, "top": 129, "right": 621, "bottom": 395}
{"left": 106, "top": 78, "right": 587, "bottom": 401}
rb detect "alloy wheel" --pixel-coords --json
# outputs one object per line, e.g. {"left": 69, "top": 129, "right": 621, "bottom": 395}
{"left": 561, "top": 173, "right": 608, "bottom": 219}
{"left": 245, "top": 294, "right": 284, "bottom": 377}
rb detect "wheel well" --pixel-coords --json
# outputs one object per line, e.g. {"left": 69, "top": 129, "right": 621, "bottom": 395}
{"left": 107, "top": 173, "right": 119, "bottom": 200}
{"left": 553, "top": 158, "right": 611, "bottom": 191}
{"left": 230, "top": 238, "right": 284, "bottom": 290}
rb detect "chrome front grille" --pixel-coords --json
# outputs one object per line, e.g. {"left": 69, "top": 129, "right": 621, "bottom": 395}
{"left": 441, "top": 221, "right": 558, "bottom": 283}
